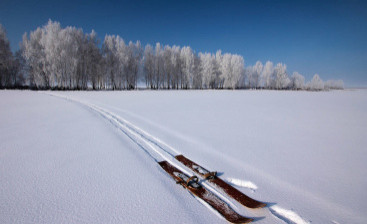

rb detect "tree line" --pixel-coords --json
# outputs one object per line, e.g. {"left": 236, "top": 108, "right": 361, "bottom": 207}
{"left": 0, "top": 20, "right": 344, "bottom": 90}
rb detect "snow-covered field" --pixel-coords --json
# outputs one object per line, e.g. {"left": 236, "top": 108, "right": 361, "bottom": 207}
{"left": 1, "top": 89, "right": 366, "bottom": 224}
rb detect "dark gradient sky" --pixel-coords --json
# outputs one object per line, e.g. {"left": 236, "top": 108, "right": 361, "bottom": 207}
{"left": 1, "top": 0, "right": 366, "bottom": 86}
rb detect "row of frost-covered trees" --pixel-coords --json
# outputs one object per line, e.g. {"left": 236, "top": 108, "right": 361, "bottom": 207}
{"left": 0, "top": 20, "right": 344, "bottom": 90}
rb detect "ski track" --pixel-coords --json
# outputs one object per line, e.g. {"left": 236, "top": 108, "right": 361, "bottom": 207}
{"left": 44, "top": 92, "right": 241, "bottom": 218}
{"left": 43, "top": 92, "right": 318, "bottom": 224}
{"left": 36, "top": 91, "right": 367, "bottom": 224}
{"left": 269, "top": 206, "right": 309, "bottom": 224}
{"left": 226, "top": 178, "right": 258, "bottom": 191}
{"left": 97, "top": 102, "right": 192, "bottom": 147}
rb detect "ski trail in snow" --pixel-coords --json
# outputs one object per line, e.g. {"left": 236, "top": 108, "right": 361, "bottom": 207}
{"left": 44, "top": 92, "right": 240, "bottom": 213}
{"left": 98, "top": 103, "right": 192, "bottom": 148}
{"left": 98, "top": 107, "right": 180, "bottom": 156}
{"left": 269, "top": 205, "right": 309, "bottom": 224}
{"left": 98, "top": 105, "right": 240, "bottom": 210}
{"left": 43, "top": 92, "right": 367, "bottom": 224}
{"left": 84, "top": 101, "right": 183, "bottom": 157}
{"left": 226, "top": 178, "right": 258, "bottom": 191}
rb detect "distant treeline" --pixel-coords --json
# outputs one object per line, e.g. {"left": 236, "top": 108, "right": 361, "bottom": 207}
{"left": 0, "top": 21, "right": 344, "bottom": 90}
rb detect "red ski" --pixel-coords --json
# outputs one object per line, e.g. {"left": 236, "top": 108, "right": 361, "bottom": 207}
{"left": 158, "top": 161, "right": 253, "bottom": 224}
{"left": 175, "top": 155, "right": 266, "bottom": 209}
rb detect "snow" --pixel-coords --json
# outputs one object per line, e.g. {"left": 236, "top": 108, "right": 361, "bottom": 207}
{"left": 269, "top": 206, "right": 310, "bottom": 224}
{"left": 226, "top": 178, "right": 258, "bottom": 191}
{"left": 1, "top": 89, "right": 366, "bottom": 224}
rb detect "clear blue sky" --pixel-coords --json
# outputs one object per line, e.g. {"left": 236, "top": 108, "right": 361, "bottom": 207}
{"left": 1, "top": 0, "right": 366, "bottom": 86}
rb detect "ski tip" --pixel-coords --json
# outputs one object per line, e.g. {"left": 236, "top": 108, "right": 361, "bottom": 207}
{"left": 253, "top": 202, "right": 267, "bottom": 209}
{"left": 158, "top": 160, "right": 168, "bottom": 167}
{"left": 174, "top": 154, "right": 183, "bottom": 159}
{"left": 259, "top": 202, "right": 267, "bottom": 208}
{"left": 245, "top": 202, "right": 267, "bottom": 209}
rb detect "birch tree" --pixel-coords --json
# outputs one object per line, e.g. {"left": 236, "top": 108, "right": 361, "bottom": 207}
{"left": 246, "top": 61, "right": 263, "bottom": 89}
{"left": 290, "top": 72, "right": 305, "bottom": 90}
{"left": 181, "top": 46, "right": 195, "bottom": 89}
{"left": 170, "top": 46, "right": 181, "bottom": 89}
{"left": 260, "top": 61, "right": 274, "bottom": 89}
{"left": 143, "top": 44, "right": 154, "bottom": 88}
{"left": 308, "top": 74, "right": 324, "bottom": 91}
{"left": 274, "top": 63, "right": 290, "bottom": 89}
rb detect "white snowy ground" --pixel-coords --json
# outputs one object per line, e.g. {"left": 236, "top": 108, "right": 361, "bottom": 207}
{"left": 0, "top": 90, "right": 366, "bottom": 224}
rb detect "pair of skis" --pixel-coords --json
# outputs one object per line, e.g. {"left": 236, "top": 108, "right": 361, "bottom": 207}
{"left": 158, "top": 155, "right": 266, "bottom": 224}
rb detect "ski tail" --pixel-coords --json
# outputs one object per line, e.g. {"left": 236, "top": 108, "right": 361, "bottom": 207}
{"left": 175, "top": 155, "right": 266, "bottom": 209}
{"left": 158, "top": 161, "right": 253, "bottom": 224}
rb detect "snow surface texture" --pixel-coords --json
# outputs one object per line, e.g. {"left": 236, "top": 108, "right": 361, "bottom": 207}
{"left": 1, "top": 90, "right": 366, "bottom": 224}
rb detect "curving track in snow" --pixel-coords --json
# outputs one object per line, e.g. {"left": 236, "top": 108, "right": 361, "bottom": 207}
{"left": 44, "top": 92, "right": 310, "bottom": 224}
